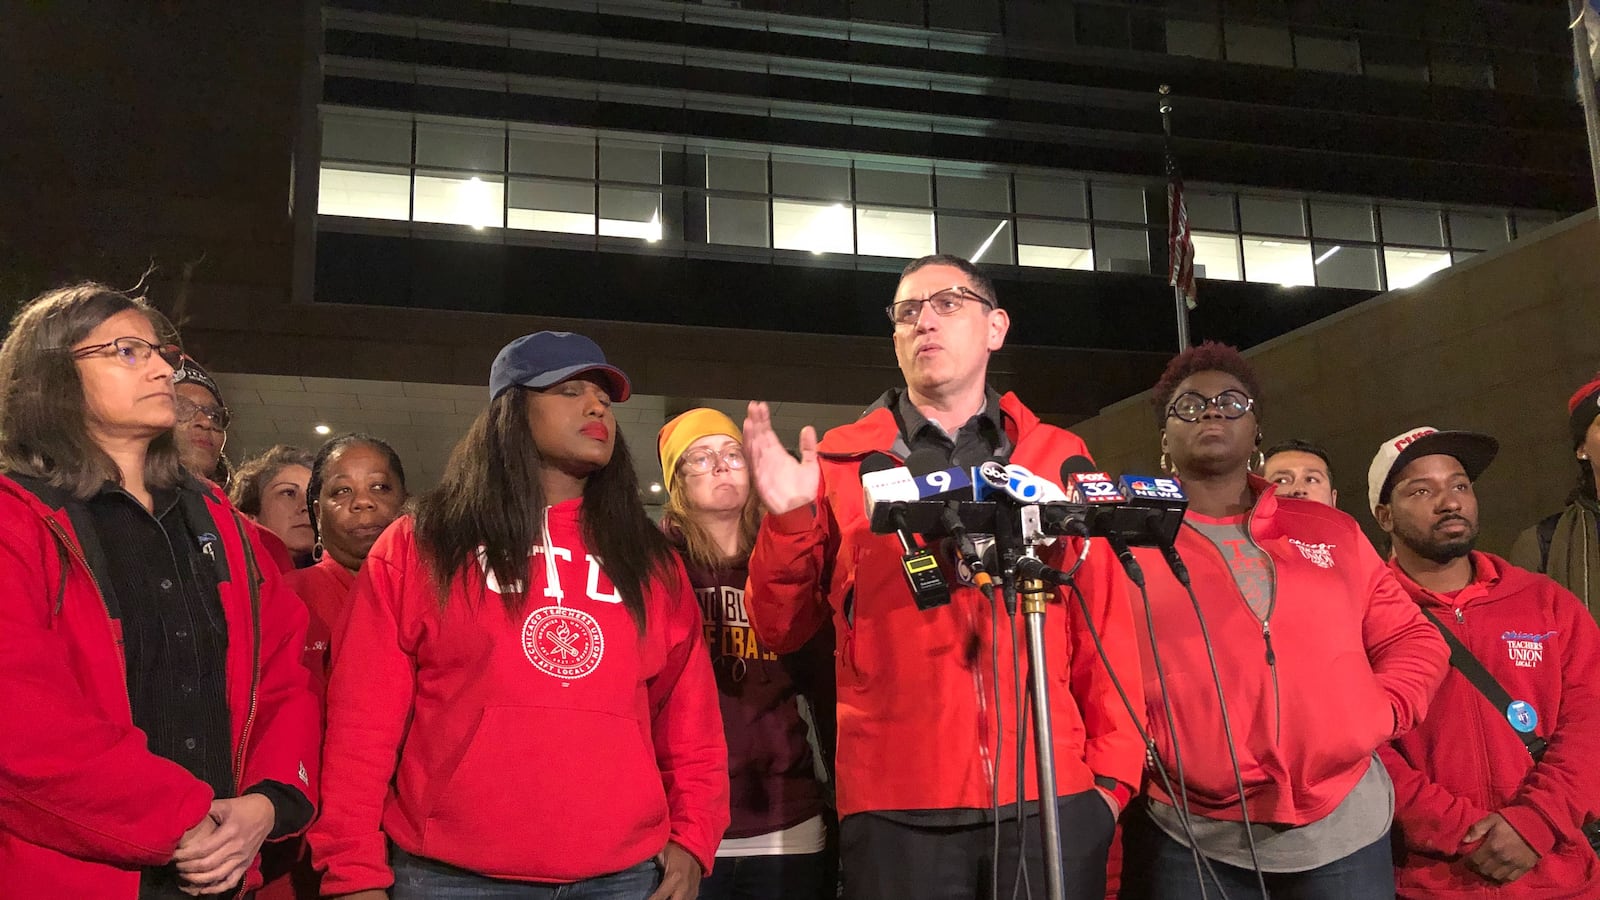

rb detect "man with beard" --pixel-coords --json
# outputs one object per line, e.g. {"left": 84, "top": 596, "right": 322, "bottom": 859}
{"left": 1369, "top": 426, "right": 1600, "bottom": 899}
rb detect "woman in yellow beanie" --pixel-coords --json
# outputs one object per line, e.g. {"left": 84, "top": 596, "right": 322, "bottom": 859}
{"left": 657, "top": 408, "right": 835, "bottom": 900}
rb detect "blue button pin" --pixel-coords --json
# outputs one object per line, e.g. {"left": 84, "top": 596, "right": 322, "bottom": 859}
{"left": 1507, "top": 700, "right": 1538, "bottom": 734}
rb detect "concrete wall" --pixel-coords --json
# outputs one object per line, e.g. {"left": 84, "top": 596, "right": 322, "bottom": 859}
{"left": 1071, "top": 213, "right": 1600, "bottom": 555}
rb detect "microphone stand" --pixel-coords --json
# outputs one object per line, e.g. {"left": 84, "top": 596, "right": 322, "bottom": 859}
{"left": 994, "top": 507, "right": 1065, "bottom": 900}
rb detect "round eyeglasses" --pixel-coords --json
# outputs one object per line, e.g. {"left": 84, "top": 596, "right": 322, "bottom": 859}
{"left": 69, "top": 336, "right": 183, "bottom": 370}
{"left": 1166, "top": 389, "right": 1255, "bottom": 423}
{"left": 680, "top": 447, "right": 747, "bottom": 475}
{"left": 175, "top": 394, "right": 232, "bottom": 430}
{"left": 885, "top": 286, "right": 996, "bottom": 326}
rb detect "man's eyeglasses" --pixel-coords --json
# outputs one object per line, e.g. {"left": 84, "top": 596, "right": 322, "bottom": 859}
{"left": 680, "top": 447, "right": 747, "bottom": 475}
{"left": 1166, "top": 390, "right": 1255, "bottom": 423}
{"left": 175, "top": 394, "right": 232, "bottom": 430}
{"left": 69, "top": 336, "right": 183, "bottom": 370}
{"left": 885, "top": 286, "right": 996, "bottom": 326}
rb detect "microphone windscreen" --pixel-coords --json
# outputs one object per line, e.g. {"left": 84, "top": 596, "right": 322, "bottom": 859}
{"left": 859, "top": 451, "right": 900, "bottom": 477}
{"left": 903, "top": 447, "right": 947, "bottom": 478}
{"left": 1060, "top": 454, "right": 1097, "bottom": 480}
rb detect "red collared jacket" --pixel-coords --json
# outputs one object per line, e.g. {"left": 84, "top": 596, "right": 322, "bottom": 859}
{"left": 744, "top": 391, "right": 1145, "bottom": 817}
{"left": 1381, "top": 551, "right": 1600, "bottom": 899}
{"left": 0, "top": 473, "right": 321, "bottom": 898}
{"left": 1129, "top": 479, "right": 1449, "bottom": 825}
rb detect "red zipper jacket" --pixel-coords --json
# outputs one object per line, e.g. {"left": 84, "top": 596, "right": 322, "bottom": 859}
{"left": 1380, "top": 552, "right": 1600, "bottom": 898}
{"left": 311, "top": 502, "right": 730, "bottom": 894}
{"left": 257, "top": 554, "right": 358, "bottom": 900}
{"left": 0, "top": 473, "right": 321, "bottom": 898}
{"left": 744, "top": 391, "right": 1145, "bottom": 817}
{"left": 1129, "top": 479, "right": 1448, "bottom": 825}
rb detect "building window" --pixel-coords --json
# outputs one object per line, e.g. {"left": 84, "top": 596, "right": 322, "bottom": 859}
{"left": 415, "top": 120, "right": 503, "bottom": 173}
{"left": 1312, "top": 243, "right": 1381, "bottom": 290}
{"left": 1293, "top": 33, "right": 1360, "bottom": 74}
{"left": 1225, "top": 23, "right": 1293, "bottom": 67}
{"left": 508, "top": 179, "right": 594, "bottom": 235}
{"left": 1447, "top": 210, "right": 1508, "bottom": 250}
{"left": 1362, "top": 38, "right": 1429, "bottom": 83}
{"left": 315, "top": 109, "right": 1558, "bottom": 292}
{"left": 323, "top": 110, "right": 411, "bottom": 166}
{"left": 413, "top": 172, "right": 503, "bottom": 229}
{"left": 1093, "top": 226, "right": 1149, "bottom": 274}
{"left": 1167, "top": 17, "right": 1222, "bottom": 58}
{"left": 1384, "top": 248, "right": 1453, "bottom": 289}
{"left": 1076, "top": 5, "right": 1131, "bottom": 50}
{"left": 1017, "top": 219, "right": 1092, "bottom": 270}
{"left": 511, "top": 131, "right": 594, "bottom": 179}
{"left": 1431, "top": 47, "right": 1495, "bottom": 90}
{"left": 1191, "top": 232, "right": 1241, "bottom": 281}
{"left": 1242, "top": 237, "right": 1314, "bottom": 286}
{"left": 941, "top": 215, "right": 1014, "bottom": 264}
{"left": 1015, "top": 175, "right": 1088, "bottom": 219}
{"left": 1381, "top": 206, "right": 1445, "bottom": 247}
{"left": 1092, "top": 183, "right": 1147, "bottom": 224}
{"left": 318, "top": 165, "right": 411, "bottom": 221}
{"left": 1310, "top": 200, "right": 1375, "bottom": 242}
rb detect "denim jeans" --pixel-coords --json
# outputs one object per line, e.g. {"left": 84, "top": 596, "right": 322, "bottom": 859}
{"left": 697, "top": 852, "right": 833, "bottom": 900}
{"left": 1119, "top": 805, "right": 1397, "bottom": 900}
{"left": 392, "top": 847, "right": 662, "bottom": 900}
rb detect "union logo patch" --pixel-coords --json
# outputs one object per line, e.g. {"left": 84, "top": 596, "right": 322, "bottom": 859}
{"left": 1288, "top": 538, "right": 1336, "bottom": 569}
{"left": 522, "top": 605, "right": 605, "bottom": 680}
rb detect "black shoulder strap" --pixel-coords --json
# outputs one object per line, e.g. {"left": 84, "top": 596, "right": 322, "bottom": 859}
{"left": 7, "top": 473, "right": 121, "bottom": 618}
{"left": 1419, "top": 607, "right": 1548, "bottom": 760}
{"left": 1537, "top": 513, "right": 1559, "bottom": 573}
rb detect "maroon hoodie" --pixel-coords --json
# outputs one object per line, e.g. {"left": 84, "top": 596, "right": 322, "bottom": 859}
{"left": 667, "top": 523, "right": 829, "bottom": 840}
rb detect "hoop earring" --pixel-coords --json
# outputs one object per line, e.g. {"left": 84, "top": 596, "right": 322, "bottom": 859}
{"left": 312, "top": 540, "right": 324, "bottom": 561}
{"left": 1250, "top": 449, "right": 1265, "bottom": 473}
{"left": 1159, "top": 452, "right": 1173, "bottom": 474}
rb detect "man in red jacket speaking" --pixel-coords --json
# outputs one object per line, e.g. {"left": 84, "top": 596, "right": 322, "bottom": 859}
{"left": 1371, "top": 426, "right": 1600, "bottom": 898}
{"left": 742, "top": 254, "right": 1145, "bottom": 899}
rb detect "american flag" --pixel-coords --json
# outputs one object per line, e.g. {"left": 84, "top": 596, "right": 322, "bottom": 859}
{"left": 1167, "top": 152, "right": 1197, "bottom": 310}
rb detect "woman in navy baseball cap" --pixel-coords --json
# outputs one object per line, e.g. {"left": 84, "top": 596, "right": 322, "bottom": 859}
{"left": 313, "top": 331, "right": 729, "bottom": 900}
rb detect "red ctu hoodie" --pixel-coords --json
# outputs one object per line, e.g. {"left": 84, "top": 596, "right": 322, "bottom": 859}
{"left": 1380, "top": 552, "right": 1600, "bottom": 899}
{"left": 311, "top": 501, "right": 730, "bottom": 894}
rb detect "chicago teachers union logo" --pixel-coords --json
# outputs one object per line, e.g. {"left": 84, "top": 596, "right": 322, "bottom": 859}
{"left": 522, "top": 606, "right": 605, "bottom": 680}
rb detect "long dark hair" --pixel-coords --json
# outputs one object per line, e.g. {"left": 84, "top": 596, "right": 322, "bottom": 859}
{"left": 413, "top": 388, "right": 675, "bottom": 627}
{"left": 0, "top": 282, "right": 185, "bottom": 498}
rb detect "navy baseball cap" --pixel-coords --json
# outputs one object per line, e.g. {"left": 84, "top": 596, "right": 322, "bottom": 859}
{"left": 488, "top": 331, "right": 631, "bottom": 403}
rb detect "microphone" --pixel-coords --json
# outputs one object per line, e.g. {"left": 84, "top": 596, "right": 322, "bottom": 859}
{"left": 903, "top": 448, "right": 976, "bottom": 502}
{"left": 1117, "top": 475, "right": 1192, "bottom": 585}
{"left": 859, "top": 453, "right": 950, "bottom": 610}
{"left": 1060, "top": 455, "right": 1146, "bottom": 587}
{"left": 904, "top": 450, "right": 994, "bottom": 601}
{"left": 974, "top": 458, "right": 1067, "bottom": 504}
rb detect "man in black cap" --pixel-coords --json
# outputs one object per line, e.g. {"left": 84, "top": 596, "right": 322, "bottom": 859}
{"left": 1369, "top": 426, "right": 1600, "bottom": 898}
{"left": 172, "top": 357, "right": 232, "bottom": 487}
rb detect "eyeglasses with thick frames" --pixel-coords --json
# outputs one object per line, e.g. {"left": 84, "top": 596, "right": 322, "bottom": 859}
{"left": 68, "top": 336, "right": 183, "bottom": 370}
{"left": 679, "top": 446, "right": 747, "bottom": 475}
{"left": 885, "top": 286, "right": 996, "bottom": 326}
{"left": 1166, "top": 389, "right": 1256, "bottom": 423}
{"left": 175, "top": 394, "right": 232, "bottom": 430}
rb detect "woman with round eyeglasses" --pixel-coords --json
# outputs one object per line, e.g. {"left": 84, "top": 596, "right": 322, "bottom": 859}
{"left": 657, "top": 409, "right": 835, "bottom": 900}
{"left": 0, "top": 283, "right": 320, "bottom": 898}
{"left": 1116, "top": 342, "right": 1448, "bottom": 900}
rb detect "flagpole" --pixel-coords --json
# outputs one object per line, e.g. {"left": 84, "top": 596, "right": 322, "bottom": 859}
{"left": 1569, "top": 0, "right": 1600, "bottom": 214}
{"left": 1161, "top": 85, "right": 1192, "bottom": 350}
